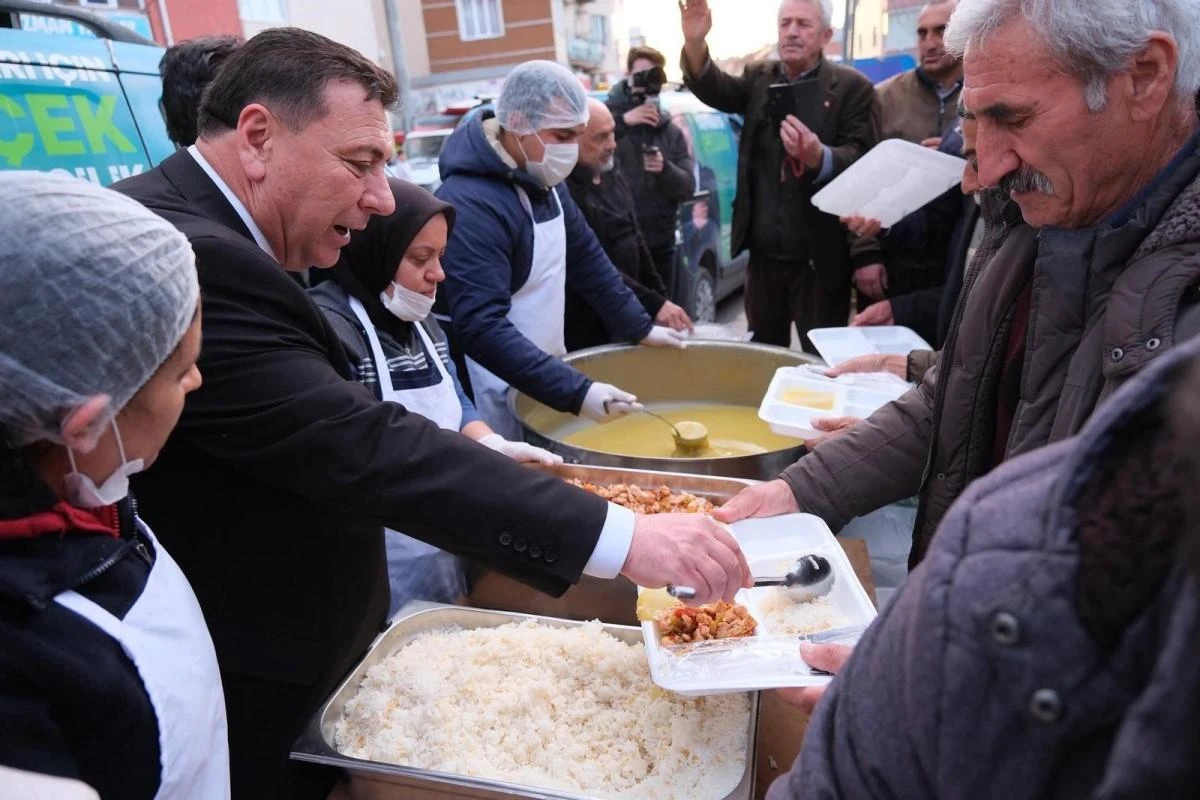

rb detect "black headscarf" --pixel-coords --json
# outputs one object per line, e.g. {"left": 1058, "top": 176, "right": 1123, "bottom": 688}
{"left": 329, "top": 178, "right": 456, "bottom": 340}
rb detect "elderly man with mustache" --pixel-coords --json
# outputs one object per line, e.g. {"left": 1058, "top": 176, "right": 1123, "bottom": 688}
{"left": 717, "top": 0, "right": 1200, "bottom": 567}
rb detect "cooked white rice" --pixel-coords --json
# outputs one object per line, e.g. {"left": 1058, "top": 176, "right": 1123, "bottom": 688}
{"left": 334, "top": 619, "right": 750, "bottom": 799}
{"left": 755, "top": 589, "right": 846, "bottom": 635}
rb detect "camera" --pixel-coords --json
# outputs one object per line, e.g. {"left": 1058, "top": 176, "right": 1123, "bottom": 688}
{"left": 630, "top": 66, "right": 667, "bottom": 99}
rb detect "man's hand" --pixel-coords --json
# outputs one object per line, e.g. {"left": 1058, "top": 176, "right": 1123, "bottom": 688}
{"left": 853, "top": 263, "right": 888, "bottom": 300}
{"left": 851, "top": 299, "right": 895, "bottom": 327}
{"left": 621, "top": 512, "right": 753, "bottom": 603}
{"left": 679, "top": 0, "right": 713, "bottom": 46}
{"left": 655, "top": 301, "right": 694, "bottom": 332}
{"left": 781, "top": 115, "right": 823, "bottom": 169}
{"left": 624, "top": 103, "right": 660, "bottom": 128}
{"left": 824, "top": 353, "right": 908, "bottom": 379}
{"left": 805, "top": 416, "right": 862, "bottom": 448}
{"left": 640, "top": 325, "right": 688, "bottom": 349}
{"left": 840, "top": 214, "right": 884, "bottom": 239}
{"left": 643, "top": 150, "right": 666, "bottom": 174}
{"left": 920, "top": 136, "right": 943, "bottom": 149}
{"left": 713, "top": 479, "right": 799, "bottom": 524}
{"left": 777, "top": 643, "right": 854, "bottom": 713}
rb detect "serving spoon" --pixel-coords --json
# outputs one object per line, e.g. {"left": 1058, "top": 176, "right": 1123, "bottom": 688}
{"left": 666, "top": 554, "right": 835, "bottom": 603}
{"left": 637, "top": 409, "right": 710, "bottom": 453}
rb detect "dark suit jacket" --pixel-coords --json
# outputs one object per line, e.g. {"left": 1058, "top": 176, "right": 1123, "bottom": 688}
{"left": 114, "top": 151, "right": 608, "bottom": 793}
{"left": 683, "top": 52, "right": 881, "bottom": 289}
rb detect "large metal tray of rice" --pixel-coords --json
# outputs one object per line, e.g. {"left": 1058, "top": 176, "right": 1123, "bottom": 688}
{"left": 291, "top": 602, "right": 757, "bottom": 800}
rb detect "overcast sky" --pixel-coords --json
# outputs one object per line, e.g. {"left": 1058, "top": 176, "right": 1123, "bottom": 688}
{"left": 624, "top": 0, "right": 848, "bottom": 78}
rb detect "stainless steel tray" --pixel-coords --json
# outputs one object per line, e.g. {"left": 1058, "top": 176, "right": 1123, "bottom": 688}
{"left": 292, "top": 602, "right": 758, "bottom": 800}
{"left": 535, "top": 462, "right": 761, "bottom": 504}
{"left": 464, "top": 465, "right": 761, "bottom": 626}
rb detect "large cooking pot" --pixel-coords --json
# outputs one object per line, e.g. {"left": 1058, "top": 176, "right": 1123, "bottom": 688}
{"left": 509, "top": 341, "right": 821, "bottom": 481}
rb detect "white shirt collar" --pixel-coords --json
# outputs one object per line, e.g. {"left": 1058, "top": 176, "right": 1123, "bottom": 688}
{"left": 186, "top": 144, "right": 276, "bottom": 259}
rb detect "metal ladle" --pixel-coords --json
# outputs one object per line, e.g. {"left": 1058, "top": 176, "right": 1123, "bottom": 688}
{"left": 638, "top": 409, "right": 710, "bottom": 454}
{"left": 667, "top": 554, "right": 835, "bottom": 603}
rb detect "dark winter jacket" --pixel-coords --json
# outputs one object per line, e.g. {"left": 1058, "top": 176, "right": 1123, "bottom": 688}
{"left": 682, "top": 51, "right": 881, "bottom": 288}
{"left": 606, "top": 80, "right": 695, "bottom": 251}
{"left": 564, "top": 162, "right": 671, "bottom": 351}
{"left": 436, "top": 112, "right": 653, "bottom": 413}
{"left": 0, "top": 496, "right": 162, "bottom": 799}
{"left": 781, "top": 130, "right": 1200, "bottom": 566}
{"left": 771, "top": 330, "right": 1200, "bottom": 800}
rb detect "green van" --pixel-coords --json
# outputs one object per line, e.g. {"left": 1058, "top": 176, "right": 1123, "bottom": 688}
{"left": 0, "top": 1, "right": 170, "bottom": 186}
{"left": 658, "top": 90, "right": 746, "bottom": 322}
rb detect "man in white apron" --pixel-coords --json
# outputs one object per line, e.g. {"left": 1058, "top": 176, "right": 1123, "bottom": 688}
{"left": 437, "top": 60, "right": 688, "bottom": 440}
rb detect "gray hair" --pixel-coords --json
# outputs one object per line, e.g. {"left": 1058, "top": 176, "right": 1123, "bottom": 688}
{"left": 945, "top": 0, "right": 1200, "bottom": 113}
{"left": 780, "top": 0, "right": 834, "bottom": 31}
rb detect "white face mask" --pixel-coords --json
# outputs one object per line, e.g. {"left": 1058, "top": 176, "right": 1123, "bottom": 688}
{"left": 380, "top": 282, "right": 436, "bottom": 322}
{"left": 64, "top": 419, "right": 145, "bottom": 508}
{"left": 520, "top": 135, "right": 579, "bottom": 187}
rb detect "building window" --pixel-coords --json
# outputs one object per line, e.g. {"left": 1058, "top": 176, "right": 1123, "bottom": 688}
{"left": 238, "top": 0, "right": 287, "bottom": 23}
{"left": 456, "top": 0, "right": 505, "bottom": 41}
{"left": 590, "top": 14, "right": 609, "bottom": 46}
{"left": 80, "top": 0, "right": 119, "bottom": 8}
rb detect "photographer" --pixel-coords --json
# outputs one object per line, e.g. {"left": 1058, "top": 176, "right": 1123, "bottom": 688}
{"left": 606, "top": 46, "right": 695, "bottom": 285}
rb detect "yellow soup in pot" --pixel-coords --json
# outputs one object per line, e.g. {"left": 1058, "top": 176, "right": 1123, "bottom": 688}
{"left": 563, "top": 404, "right": 798, "bottom": 458}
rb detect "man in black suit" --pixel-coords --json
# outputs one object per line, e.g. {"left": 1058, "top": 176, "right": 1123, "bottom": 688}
{"left": 115, "top": 28, "right": 749, "bottom": 799}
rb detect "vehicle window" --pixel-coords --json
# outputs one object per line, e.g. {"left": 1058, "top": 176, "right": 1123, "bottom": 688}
{"left": 0, "top": 32, "right": 159, "bottom": 185}
{"left": 407, "top": 135, "right": 447, "bottom": 160}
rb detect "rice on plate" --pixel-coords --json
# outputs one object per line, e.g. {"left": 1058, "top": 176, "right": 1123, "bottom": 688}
{"left": 334, "top": 619, "right": 750, "bottom": 799}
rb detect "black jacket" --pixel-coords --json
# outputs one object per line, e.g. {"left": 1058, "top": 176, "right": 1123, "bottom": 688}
{"left": 0, "top": 497, "right": 161, "bottom": 799}
{"left": 113, "top": 151, "right": 610, "bottom": 795}
{"left": 683, "top": 53, "right": 881, "bottom": 288}
{"left": 564, "top": 163, "right": 670, "bottom": 350}
{"left": 606, "top": 80, "right": 695, "bottom": 251}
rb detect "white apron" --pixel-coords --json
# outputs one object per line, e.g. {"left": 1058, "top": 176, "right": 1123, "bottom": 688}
{"left": 466, "top": 186, "right": 568, "bottom": 440}
{"left": 348, "top": 297, "right": 466, "bottom": 616}
{"left": 53, "top": 524, "right": 230, "bottom": 800}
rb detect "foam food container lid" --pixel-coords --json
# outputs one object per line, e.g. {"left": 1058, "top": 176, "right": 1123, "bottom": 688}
{"left": 807, "top": 325, "right": 932, "bottom": 368}
{"left": 811, "top": 137, "right": 965, "bottom": 228}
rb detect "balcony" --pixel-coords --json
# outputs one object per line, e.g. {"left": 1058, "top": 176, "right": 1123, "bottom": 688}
{"left": 567, "top": 37, "right": 606, "bottom": 69}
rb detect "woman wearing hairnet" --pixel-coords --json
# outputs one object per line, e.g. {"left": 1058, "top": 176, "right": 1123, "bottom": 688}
{"left": 0, "top": 173, "right": 228, "bottom": 799}
{"left": 435, "top": 60, "right": 688, "bottom": 439}
{"left": 310, "top": 178, "right": 562, "bottom": 617}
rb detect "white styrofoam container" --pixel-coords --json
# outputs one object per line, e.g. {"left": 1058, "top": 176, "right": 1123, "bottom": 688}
{"left": 807, "top": 325, "right": 932, "bottom": 368}
{"left": 642, "top": 514, "right": 878, "bottom": 696}
{"left": 757, "top": 365, "right": 910, "bottom": 439}
{"left": 811, "top": 137, "right": 965, "bottom": 228}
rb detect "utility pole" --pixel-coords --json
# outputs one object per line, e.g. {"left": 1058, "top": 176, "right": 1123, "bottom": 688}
{"left": 382, "top": 0, "right": 413, "bottom": 133}
{"left": 842, "top": 0, "right": 858, "bottom": 62}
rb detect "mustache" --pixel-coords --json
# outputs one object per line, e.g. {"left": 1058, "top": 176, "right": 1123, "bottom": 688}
{"left": 999, "top": 166, "right": 1055, "bottom": 196}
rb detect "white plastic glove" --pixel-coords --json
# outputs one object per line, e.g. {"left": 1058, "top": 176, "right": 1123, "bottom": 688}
{"left": 639, "top": 325, "right": 688, "bottom": 349}
{"left": 477, "top": 433, "right": 564, "bottom": 466}
{"left": 580, "top": 381, "right": 642, "bottom": 422}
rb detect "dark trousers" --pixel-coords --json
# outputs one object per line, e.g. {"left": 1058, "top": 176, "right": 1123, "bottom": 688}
{"left": 745, "top": 253, "right": 852, "bottom": 352}
{"left": 222, "top": 670, "right": 340, "bottom": 799}
{"left": 648, "top": 244, "right": 677, "bottom": 301}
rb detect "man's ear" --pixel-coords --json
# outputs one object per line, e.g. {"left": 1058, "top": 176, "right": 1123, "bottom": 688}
{"left": 60, "top": 395, "right": 112, "bottom": 454}
{"left": 1123, "top": 32, "right": 1179, "bottom": 123}
{"left": 235, "top": 103, "right": 277, "bottom": 183}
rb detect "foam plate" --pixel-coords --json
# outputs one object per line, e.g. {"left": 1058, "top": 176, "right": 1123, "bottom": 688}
{"left": 641, "top": 514, "right": 878, "bottom": 696}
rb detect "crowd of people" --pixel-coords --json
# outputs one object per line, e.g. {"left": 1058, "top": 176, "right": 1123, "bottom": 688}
{"left": 2, "top": 0, "right": 1200, "bottom": 797}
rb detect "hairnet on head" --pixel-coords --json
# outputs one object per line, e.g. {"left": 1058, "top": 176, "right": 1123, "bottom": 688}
{"left": 0, "top": 172, "right": 199, "bottom": 447}
{"left": 494, "top": 60, "right": 589, "bottom": 135}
